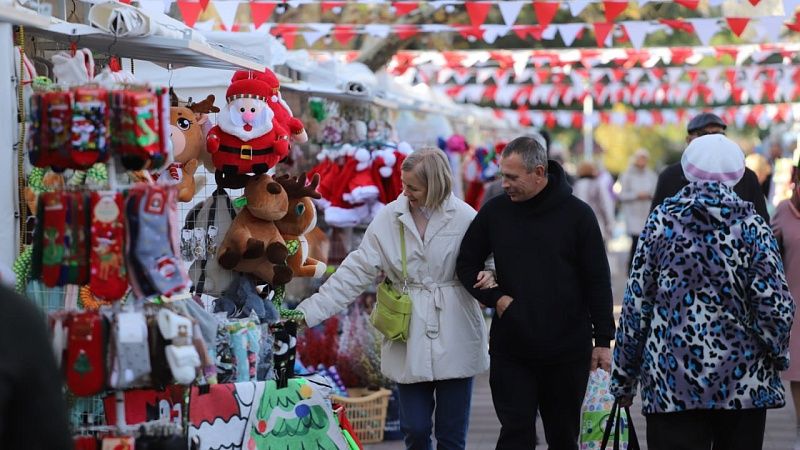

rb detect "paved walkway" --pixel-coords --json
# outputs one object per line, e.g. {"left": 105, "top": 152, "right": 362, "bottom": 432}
{"left": 364, "top": 248, "right": 798, "bottom": 449}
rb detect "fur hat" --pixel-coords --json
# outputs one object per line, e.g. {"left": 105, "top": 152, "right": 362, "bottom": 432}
{"left": 226, "top": 70, "right": 271, "bottom": 103}
{"left": 681, "top": 134, "right": 745, "bottom": 186}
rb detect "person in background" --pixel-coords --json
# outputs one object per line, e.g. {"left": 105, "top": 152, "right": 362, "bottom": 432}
{"left": 771, "top": 164, "right": 800, "bottom": 450}
{"left": 457, "top": 136, "right": 615, "bottom": 450}
{"left": 650, "top": 112, "right": 769, "bottom": 221}
{"left": 613, "top": 135, "right": 794, "bottom": 450}
{"left": 745, "top": 152, "right": 773, "bottom": 201}
{"left": 573, "top": 159, "right": 616, "bottom": 243}
{"left": 0, "top": 285, "right": 72, "bottom": 450}
{"left": 618, "top": 149, "right": 658, "bottom": 272}
{"left": 297, "top": 147, "right": 493, "bottom": 450}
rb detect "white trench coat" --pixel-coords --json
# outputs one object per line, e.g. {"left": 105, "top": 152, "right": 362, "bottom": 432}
{"left": 297, "top": 194, "right": 490, "bottom": 384}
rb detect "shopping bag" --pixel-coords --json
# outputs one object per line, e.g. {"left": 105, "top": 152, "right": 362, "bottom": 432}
{"left": 579, "top": 369, "right": 639, "bottom": 449}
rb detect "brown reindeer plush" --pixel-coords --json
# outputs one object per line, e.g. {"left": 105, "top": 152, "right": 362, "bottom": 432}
{"left": 217, "top": 173, "right": 293, "bottom": 285}
{"left": 169, "top": 92, "right": 219, "bottom": 202}
{"left": 275, "top": 173, "right": 327, "bottom": 278}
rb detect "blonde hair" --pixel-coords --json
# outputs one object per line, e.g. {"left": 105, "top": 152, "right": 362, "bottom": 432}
{"left": 401, "top": 147, "right": 453, "bottom": 208}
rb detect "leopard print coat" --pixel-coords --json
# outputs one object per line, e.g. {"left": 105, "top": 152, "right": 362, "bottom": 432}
{"left": 611, "top": 181, "right": 795, "bottom": 414}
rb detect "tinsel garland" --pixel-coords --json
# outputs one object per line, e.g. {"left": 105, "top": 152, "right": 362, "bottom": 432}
{"left": 13, "top": 245, "right": 32, "bottom": 293}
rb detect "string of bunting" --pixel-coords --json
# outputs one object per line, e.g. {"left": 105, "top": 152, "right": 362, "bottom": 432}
{"left": 492, "top": 102, "right": 800, "bottom": 129}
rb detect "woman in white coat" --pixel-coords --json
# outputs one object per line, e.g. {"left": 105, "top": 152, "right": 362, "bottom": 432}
{"left": 297, "top": 147, "right": 492, "bottom": 450}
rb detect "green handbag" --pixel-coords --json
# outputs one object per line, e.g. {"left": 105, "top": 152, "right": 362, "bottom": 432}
{"left": 370, "top": 222, "right": 412, "bottom": 342}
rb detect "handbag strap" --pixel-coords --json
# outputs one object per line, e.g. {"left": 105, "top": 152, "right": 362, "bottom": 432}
{"left": 600, "top": 400, "right": 641, "bottom": 450}
{"left": 399, "top": 222, "right": 408, "bottom": 284}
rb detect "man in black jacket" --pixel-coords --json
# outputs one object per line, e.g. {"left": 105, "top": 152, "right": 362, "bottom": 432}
{"left": 650, "top": 112, "right": 769, "bottom": 220}
{"left": 457, "top": 136, "right": 615, "bottom": 450}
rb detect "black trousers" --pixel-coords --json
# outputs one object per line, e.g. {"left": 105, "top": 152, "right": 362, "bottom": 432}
{"left": 646, "top": 408, "right": 767, "bottom": 450}
{"left": 490, "top": 354, "right": 590, "bottom": 450}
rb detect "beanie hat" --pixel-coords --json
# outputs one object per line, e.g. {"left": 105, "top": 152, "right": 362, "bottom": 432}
{"left": 226, "top": 70, "right": 272, "bottom": 103}
{"left": 681, "top": 134, "right": 745, "bottom": 187}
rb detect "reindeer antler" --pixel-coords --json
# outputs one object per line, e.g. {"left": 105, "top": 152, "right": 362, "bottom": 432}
{"left": 276, "top": 172, "right": 322, "bottom": 199}
{"left": 189, "top": 95, "right": 220, "bottom": 114}
{"left": 169, "top": 88, "right": 180, "bottom": 107}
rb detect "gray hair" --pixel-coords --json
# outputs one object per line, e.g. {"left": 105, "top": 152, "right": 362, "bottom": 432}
{"left": 502, "top": 136, "right": 548, "bottom": 172}
{"left": 401, "top": 147, "right": 453, "bottom": 208}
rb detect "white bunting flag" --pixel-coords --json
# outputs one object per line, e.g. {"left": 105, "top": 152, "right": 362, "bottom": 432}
{"left": 482, "top": 24, "right": 511, "bottom": 44}
{"left": 302, "top": 23, "right": 333, "bottom": 46}
{"left": 364, "top": 24, "right": 392, "bottom": 38}
{"left": 622, "top": 21, "right": 652, "bottom": 50}
{"left": 558, "top": 23, "right": 584, "bottom": 47}
{"left": 569, "top": 0, "right": 591, "bottom": 17}
{"left": 498, "top": 1, "right": 525, "bottom": 26}
{"left": 215, "top": 1, "right": 240, "bottom": 31}
{"left": 688, "top": 18, "right": 720, "bottom": 47}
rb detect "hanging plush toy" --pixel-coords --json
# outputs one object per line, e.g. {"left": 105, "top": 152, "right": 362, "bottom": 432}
{"left": 274, "top": 173, "right": 326, "bottom": 278}
{"left": 206, "top": 71, "right": 291, "bottom": 189}
{"left": 166, "top": 91, "right": 218, "bottom": 202}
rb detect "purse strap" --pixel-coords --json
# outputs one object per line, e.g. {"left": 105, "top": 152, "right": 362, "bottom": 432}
{"left": 399, "top": 222, "right": 408, "bottom": 290}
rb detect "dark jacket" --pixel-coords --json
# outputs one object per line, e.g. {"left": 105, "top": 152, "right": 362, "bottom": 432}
{"left": 456, "top": 161, "right": 615, "bottom": 362}
{"left": 0, "top": 286, "right": 71, "bottom": 450}
{"left": 650, "top": 163, "right": 769, "bottom": 221}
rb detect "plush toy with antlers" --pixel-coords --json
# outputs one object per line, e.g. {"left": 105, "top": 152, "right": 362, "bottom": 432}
{"left": 167, "top": 91, "right": 219, "bottom": 202}
{"left": 275, "top": 173, "right": 326, "bottom": 278}
{"left": 216, "top": 173, "right": 293, "bottom": 286}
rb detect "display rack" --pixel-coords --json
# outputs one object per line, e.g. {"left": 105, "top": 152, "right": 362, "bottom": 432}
{"left": 25, "top": 19, "right": 266, "bottom": 71}
{"left": 0, "top": 3, "right": 49, "bottom": 28}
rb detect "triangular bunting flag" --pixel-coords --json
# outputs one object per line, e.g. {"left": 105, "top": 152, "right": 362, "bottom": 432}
{"left": 392, "top": 1, "right": 419, "bottom": 16}
{"left": 558, "top": 23, "right": 584, "bottom": 46}
{"left": 419, "top": 24, "right": 451, "bottom": 33}
{"left": 569, "top": 0, "right": 591, "bottom": 16}
{"left": 139, "top": 0, "right": 167, "bottom": 14}
{"left": 395, "top": 24, "right": 420, "bottom": 40}
{"left": 499, "top": 1, "right": 525, "bottom": 26}
{"left": 593, "top": 22, "right": 614, "bottom": 47}
{"left": 533, "top": 2, "right": 560, "bottom": 28}
{"left": 602, "top": 1, "right": 628, "bottom": 22}
{"left": 707, "top": 0, "right": 724, "bottom": 5}
{"left": 466, "top": 2, "right": 492, "bottom": 27}
{"left": 320, "top": 1, "right": 346, "bottom": 13}
{"left": 271, "top": 24, "right": 298, "bottom": 48}
{"left": 177, "top": 0, "right": 203, "bottom": 28}
{"left": 214, "top": 1, "right": 240, "bottom": 31}
{"left": 675, "top": 0, "right": 699, "bottom": 9}
{"left": 249, "top": 1, "right": 276, "bottom": 29}
{"left": 785, "top": 0, "right": 800, "bottom": 15}
{"left": 757, "top": 16, "right": 784, "bottom": 42}
{"left": 483, "top": 24, "right": 511, "bottom": 43}
{"left": 688, "top": 18, "right": 720, "bottom": 46}
{"left": 726, "top": 17, "right": 750, "bottom": 37}
{"left": 542, "top": 25, "right": 558, "bottom": 39}
{"left": 748, "top": 0, "right": 761, "bottom": 6}
{"left": 622, "top": 21, "right": 651, "bottom": 49}
{"left": 301, "top": 23, "right": 333, "bottom": 46}
{"left": 429, "top": 1, "right": 450, "bottom": 10}
{"left": 199, "top": 0, "right": 209, "bottom": 12}
{"left": 333, "top": 24, "right": 357, "bottom": 45}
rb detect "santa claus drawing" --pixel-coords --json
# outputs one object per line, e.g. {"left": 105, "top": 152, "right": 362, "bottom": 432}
{"left": 206, "top": 70, "right": 291, "bottom": 188}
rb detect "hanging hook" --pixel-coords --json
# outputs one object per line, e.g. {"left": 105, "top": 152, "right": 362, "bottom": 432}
{"left": 167, "top": 63, "right": 173, "bottom": 88}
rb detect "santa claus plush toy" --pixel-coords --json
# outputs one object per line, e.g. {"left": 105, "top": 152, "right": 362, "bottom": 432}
{"left": 206, "top": 70, "right": 290, "bottom": 187}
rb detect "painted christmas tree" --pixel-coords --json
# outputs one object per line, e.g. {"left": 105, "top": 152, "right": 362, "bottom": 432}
{"left": 247, "top": 378, "right": 348, "bottom": 450}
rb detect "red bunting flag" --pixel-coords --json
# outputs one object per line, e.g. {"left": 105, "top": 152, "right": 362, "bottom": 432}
{"left": 659, "top": 19, "right": 694, "bottom": 33}
{"left": 177, "top": 1, "right": 203, "bottom": 28}
{"left": 249, "top": 1, "right": 276, "bottom": 29}
{"left": 271, "top": 24, "right": 298, "bottom": 48}
{"left": 513, "top": 25, "right": 546, "bottom": 40}
{"left": 394, "top": 24, "right": 420, "bottom": 40}
{"left": 533, "top": 2, "right": 560, "bottom": 28}
{"left": 454, "top": 24, "right": 485, "bottom": 40}
{"left": 675, "top": 0, "right": 699, "bottom": 9}
{"left": 483, "top": 85, "right": 498, "bottom": 101}
{"left": 199, "top": 0, "right": 209, "bottom": 11}
{"left": 321, "top": 1, "right": 346, "bottom": 13}
{"left": 602, "top": 1, "right": 628, "bottom": 22}
{"left": 748, "top": 0, "right": 761, "bottom": 5}
{"left": 465, "top": 2, "right": 492, "bottom": 27}
{"left": 392, "top": 1, "right": 419, "bottom": 16}
{"left": 726, "top": 17, "right": 750, "bottom": 37}
{"left": 593, "top": 22, "right": 615, "bottom": 47}
{"left": 333, "top": 24, "right": 357, "bottom": 45}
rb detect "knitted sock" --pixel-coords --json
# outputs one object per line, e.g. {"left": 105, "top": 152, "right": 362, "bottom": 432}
{"left": 65, "top": 311, "right": 106, "bottom": 396}
{"left": 42, "top": 91, "right": 74, "bottom": 171}
{"left": 70, "top": 88, "right": 108, "bottom": 168}
{"left": 109, "top": 311, "right": 151, "bottom": 389}
{"left": 89, "top": 191, "right": 127, "bottom": 301}
{"left": 131, "top": 185, "right": 187, "bottom": 296}
{"left": 65, "top": 191, "right": 90, "bottom": 285}
{"left": 39, "top": 192, "right": 67, "bottom": 287}
{"left": 125, "top": 188, "right": 155, "bottom": 298}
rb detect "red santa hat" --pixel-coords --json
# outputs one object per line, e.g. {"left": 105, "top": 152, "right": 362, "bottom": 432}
{"left": 226, "top": 70, "right": 274, "bottom": 103}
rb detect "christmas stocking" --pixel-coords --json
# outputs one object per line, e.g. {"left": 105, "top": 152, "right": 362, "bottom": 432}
{"left": 39, "top": 191, "right": 67, "bottom": 287}
{"left": 90, "top": 191, "right": 128, "bottom": 301}
{"left": 65, "top": 311, "right": 106, "bottom": 396}
{"left": 64, "top": 191, "right": 90, "bottom": 286}
{"left": 109, "top": 311, "right": 151, "bottom": 389}
{"left": 70, "top": 88, "right": 109, "bottom": 168}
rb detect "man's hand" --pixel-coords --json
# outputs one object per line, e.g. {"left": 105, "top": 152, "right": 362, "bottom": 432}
{"left": 474, "top": 270, "right": 497, "bottom": 290}
{"left": 496, "top": 295, "right": 513, "bottom": 318}
{"left": 591, "top": 346, "right": 612, "bottom": 372}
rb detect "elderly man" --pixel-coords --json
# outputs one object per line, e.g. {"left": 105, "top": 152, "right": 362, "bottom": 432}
{"left": 650, "top": 112, "right": 768, "bottom": 220}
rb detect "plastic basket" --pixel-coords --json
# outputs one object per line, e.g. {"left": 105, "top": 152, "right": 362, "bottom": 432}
{"left": 332, "top": 388, "right": 392, "bottom": 444}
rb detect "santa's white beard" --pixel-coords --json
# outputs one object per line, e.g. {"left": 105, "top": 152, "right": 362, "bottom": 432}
{"left": 218, "top": 105, "right": 274, "bottom": 141}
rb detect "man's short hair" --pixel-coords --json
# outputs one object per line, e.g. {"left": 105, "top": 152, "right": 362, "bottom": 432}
{"left": 502, "top": 136, "right": 548, "bottom": 172}
{"left": 687, "top": 113, "right": 727, "bottom": 134}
